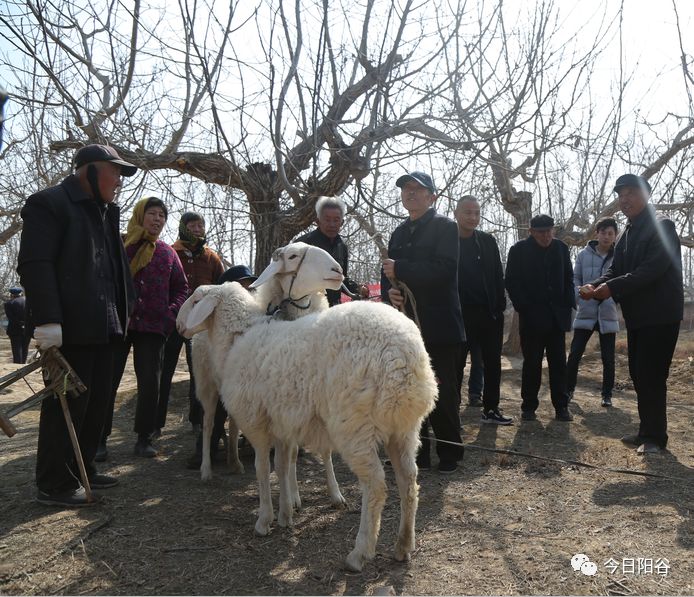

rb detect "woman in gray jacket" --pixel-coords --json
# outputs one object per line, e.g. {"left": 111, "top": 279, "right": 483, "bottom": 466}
{"left": 567, "top": 218, "right": 620, "bottom": 406}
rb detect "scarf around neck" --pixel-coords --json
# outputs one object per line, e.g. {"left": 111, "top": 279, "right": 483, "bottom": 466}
{"left": 124, "top": 198, "right": 160, "bottom": 276}
{"left": 178, "top": 220, "right": 206, "bottom": 256}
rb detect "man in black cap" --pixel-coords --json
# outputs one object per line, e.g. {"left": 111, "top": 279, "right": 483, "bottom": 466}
{"left": 381, "top": 171, "right": 466, "bottom": 474}
{"left": 505, "top": 214, "right": 575, "bottom": 422}
{"left": 17, "top": 144, "right": 136, "bottom": 506}
{"left": 3, "top": 287, "right": 31, "bottom": 363}
{"left": 580, "top": 174, "right": 683, "bottom": 454}
{"left": 296, "top": 196, "right": 368, "bottom": 306}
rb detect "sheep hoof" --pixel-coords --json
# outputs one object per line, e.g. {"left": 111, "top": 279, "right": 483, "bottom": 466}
{"left": 277, "top": 511, "right": 294, "bottom": 528}
{"left": 394, "top": 537, "right": 414, "bottom": 562}
{"left": 254, "top": 520, "right": 272, "bottom": 536}
{"left": 200, "top": 469, "right": 213, "bottom": 482}
{"left": 345, "top": 550, "right": 365, "bottom": 572}
{"left": 330, "top": 494, "right": 348, "bottom": 509}
{"left": 292, "top": 495, "right": 302, "bottom": 510}
{"left": 228, "top": 462, "right": 245, "bottom": 475}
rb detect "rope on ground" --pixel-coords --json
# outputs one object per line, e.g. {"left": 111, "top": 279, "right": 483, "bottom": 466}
{"left": 425, "top": 436, "right": 693, "bottom": 483}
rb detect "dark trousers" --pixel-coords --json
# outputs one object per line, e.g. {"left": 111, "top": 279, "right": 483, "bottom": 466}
{"left": 566, "top": 325, "right": 615, "bottom": 398}
{"left": 420, "top": 342, "right": 465, "bottom": 465}
{"left": 519, "top": 324, "right": 569, "bottom": 412}
{"left": 36, "top": 340, "right": 119, "bottom": 493}
{"left": 458, "top": 306, "right": 504, "bottom": 412}
{"left": 157, "top": 330, "right": 199, "bottom": 429}
{"left": 103, "top": 331, "right": 165, "bottom": 439}
{"left": 627, "top": 322, "right": 680, "bottom": 448}
{"left": 9, "top": 332, "right": 31, "bottom": 364}
{"left": 467, "top": 342, "right": 484, "bottom": 396}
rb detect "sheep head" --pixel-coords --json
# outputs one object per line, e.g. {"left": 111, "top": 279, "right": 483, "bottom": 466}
{"left": 177, "top": 282, "right": 254, "bottom": 339}
{"left": 251, "top": 242, "right": 344, "bottom": 299}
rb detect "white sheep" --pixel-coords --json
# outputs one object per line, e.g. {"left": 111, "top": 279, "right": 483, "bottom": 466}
{"left": 180, "top": 279, "right": 437, "bottom": 572}
{"left": 178, "top": 243, "right": 346, "bottom": 510}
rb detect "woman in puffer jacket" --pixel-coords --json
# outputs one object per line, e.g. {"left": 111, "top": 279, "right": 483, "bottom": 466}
{"left": 567, "top": 217, "right": 620, "bottom": 406}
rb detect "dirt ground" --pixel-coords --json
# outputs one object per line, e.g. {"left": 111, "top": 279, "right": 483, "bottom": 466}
{"left": 0, "top": 331, "right": 692, "bottom": 596}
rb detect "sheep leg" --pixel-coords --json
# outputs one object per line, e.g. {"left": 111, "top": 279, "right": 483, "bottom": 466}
{"left": 226, "top": 416, "right": 245, "bottom": 474}
{"left": 276, "top": 441, "right": 295, "bottom": 528}
{"left": 343, "top": 449, "right": 387, "bottom": 572}
{"left": 385, "top": 434, "right": 419, "bottom": 563}
{"left": 288, "top": 443, "right": 301, "bottom": 510}
{"left": 253, "top": 437, "right": 274, "bottom": 536}
{"left": 322, "top": 449, "right": 346, "bottom": 508}
{"left": 200, "top": 394, "right": 217, "bottom": 482}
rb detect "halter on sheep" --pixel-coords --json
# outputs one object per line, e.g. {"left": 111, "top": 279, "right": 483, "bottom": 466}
{"left": 178, "top": 243, "right": 347, "bottom": 507}
{"left": 181, "top": 278, "right": 437, "bottom": 573}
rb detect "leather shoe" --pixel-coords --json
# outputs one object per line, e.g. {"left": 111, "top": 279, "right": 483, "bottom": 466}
{"left": 555, "top": 407, "right": 573, "bottom": 421}
{"left": 134, "top": 438, "right": 157, "bottom": 458}
{"left": 88, "top": 473, "right": 119, "bottom": 489}
{"left": 621, "top": 434, "right": 642, "bottom": 447}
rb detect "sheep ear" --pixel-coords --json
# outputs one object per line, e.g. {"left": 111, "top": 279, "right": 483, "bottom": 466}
{"left": 250, "top": 252, "right": 284, "bottom": 288}
{"left": 185, "top": 294, "right": 219, "bottom": 330}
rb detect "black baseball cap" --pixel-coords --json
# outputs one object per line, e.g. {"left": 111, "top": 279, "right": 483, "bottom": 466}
{"left": 613, "top": 173, "right": 651, "bottom": 194}
{"left": 529, "top": 214, "right": 555, "bottom": 230}
{"left": 395, "top": 171, "right": 437, "bottom": 194}
{"left": 73, "top": 144, "right": 137, "bottom": 177}
{"left": 218, "top": 265, "right": 257, "bottom": 285}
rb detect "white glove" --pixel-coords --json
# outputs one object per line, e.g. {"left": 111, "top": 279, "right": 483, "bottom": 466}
{"left": 34, "top": 323, "right": 63, "bottom": 350}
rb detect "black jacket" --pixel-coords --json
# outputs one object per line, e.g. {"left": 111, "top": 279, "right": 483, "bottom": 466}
{"left": 381, "top": 208, "right": 465, "bottom": 345}
{"left": 592, "top": 205, "right": 683, "bottom": 330}
{"left": 17, "top": 175, "right": 135, "bottom": 345}
{"left": 296, "top": 228, "right": 360, "bottom": 306}
{"left": 458, "top": 229, "right": 507, "bottom": 318}
{"left": 505, "top": 236, "right": 575, "bottom": 332}
{"left": 4, "top": 296, "right": 26, "bottom": 336}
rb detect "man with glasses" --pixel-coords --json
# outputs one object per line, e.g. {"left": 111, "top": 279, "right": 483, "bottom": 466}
{"left": 580, "top": 174, "right": 683, "bottom": 454}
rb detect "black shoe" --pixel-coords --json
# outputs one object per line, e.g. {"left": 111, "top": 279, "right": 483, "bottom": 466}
{"left": 521, "top": 410, "right": 537, "bottom": 421}
{"left": 150, "top": 428, "right": 162, "bottom": 440}
{"left": 415, "top": 455, "right": 431, "bottom": 471}
{"left": 481, "top": 409, "right": 514, "bottom": 425}
{"left": 621, "top": 434, "right": 642, "bottom": 447}
{"left": 468, "top": 395, "right": 483, "bottom": 408}
{"left": 134, "top": 437, "right": 157, "bottom": 458}
{"left": 438, "top": 461, "right": 457, "bottom": 474}
{"left": 94, "top": 440, "right": 108, "bottom": 463}
{"left": 555, "top": 407, "right": 573, "bottom": 422}
{"left": 601, "top": 396, "right": 612, "bottom": 407}
{"left": 88, "top": 473, "right": 119, "bottom": 489}
{"left": 37, "top": 486, "right": 99, "bottom": 507}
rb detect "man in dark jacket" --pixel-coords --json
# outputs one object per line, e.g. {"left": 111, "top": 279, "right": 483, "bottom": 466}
{"left": 505, "top": 214, "right": 575, "bottom": 422}
{"left": 4, "top": 287, "right": 31, "bottom": 363}
{"left": 454, "top": 196, "right": 512, "bottom": 425}
{"left": 580, "top": 174, "right": 683, "bottom": 454}
{"left": 382, "top": 171, "right": 466, "bottom": 474}
{"left": 18, "top": 144, "right": 136, "bottom": 507}
{"left": 296, "top": 196, "right": 368, "bottom": 306}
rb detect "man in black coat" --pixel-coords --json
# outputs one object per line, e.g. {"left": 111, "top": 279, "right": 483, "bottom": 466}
{"left": 4, "top": 287, "right": 31, "bottom": 363}
{"left": 382, "top": 171, "right": 466, "bottom": 474}
{"left": 18, "top": 144, "right": 136, "bottom": 507}
{"left": 296, "top": 196, "right": 368, "bottom": 306}
{"left": 505, "top": 214, "right": 575, "bottom": 422}
{"left": 580, "top": 174, "right": 683, "bottom": 454}
{"left": 454, "top": 196, "right": 512, "bottom": 425}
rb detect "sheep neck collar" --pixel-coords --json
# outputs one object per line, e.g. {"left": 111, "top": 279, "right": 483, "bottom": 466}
{"left": 266, "top": 247, "right": 312, "bottom": 317}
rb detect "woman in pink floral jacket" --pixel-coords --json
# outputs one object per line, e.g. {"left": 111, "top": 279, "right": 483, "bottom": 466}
{"left": 99, "top": 197, "right": 188, "bottom": 459}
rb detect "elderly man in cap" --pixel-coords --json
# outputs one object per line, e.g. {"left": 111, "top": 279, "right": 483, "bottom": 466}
{"left": 505, "top": 214, "right": 575, "bottom": 422}
{"left": 4, "top": 287, "right": 31, "bottom": 363}
{"left": 153, "top": 211, "right": 225, "bottom": 444}
{"left": 296, "top": 196, "right": 368, "bottom": 305}
{"left": 381, "top": 171, "right": 466, "bottom": 474}
{"left": 580, "top": 174, "right": 683, "bottom": 454}
{"left": 17, "top": 144, "right": 136, "bottom": 507}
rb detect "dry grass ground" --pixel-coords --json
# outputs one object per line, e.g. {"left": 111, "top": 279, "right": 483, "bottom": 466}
{"left": 0, "top": 331, "right": 692, "bottom": 596}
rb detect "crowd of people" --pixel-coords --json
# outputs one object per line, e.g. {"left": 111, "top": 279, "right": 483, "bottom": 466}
{"left": 12, "top": 144, "right": 685, "bottom": 507}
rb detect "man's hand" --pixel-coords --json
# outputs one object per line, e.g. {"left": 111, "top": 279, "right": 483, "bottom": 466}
{"left": 593, "top": 283, "right": 611, "bottom": 300}
{"left": 382, "top": 258, "right": 396, "bottom": 280}
{"left": 578, "top": 284, "right": 595, "bottom": 300}
{"left": 34, "top": 323, "right": 63, "bottom": 350}
{"left": 358, "top": 284, "right": 370, "bottom": 299}
{"left": 388, "top": 288, "right": 405, "bottom": 308}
